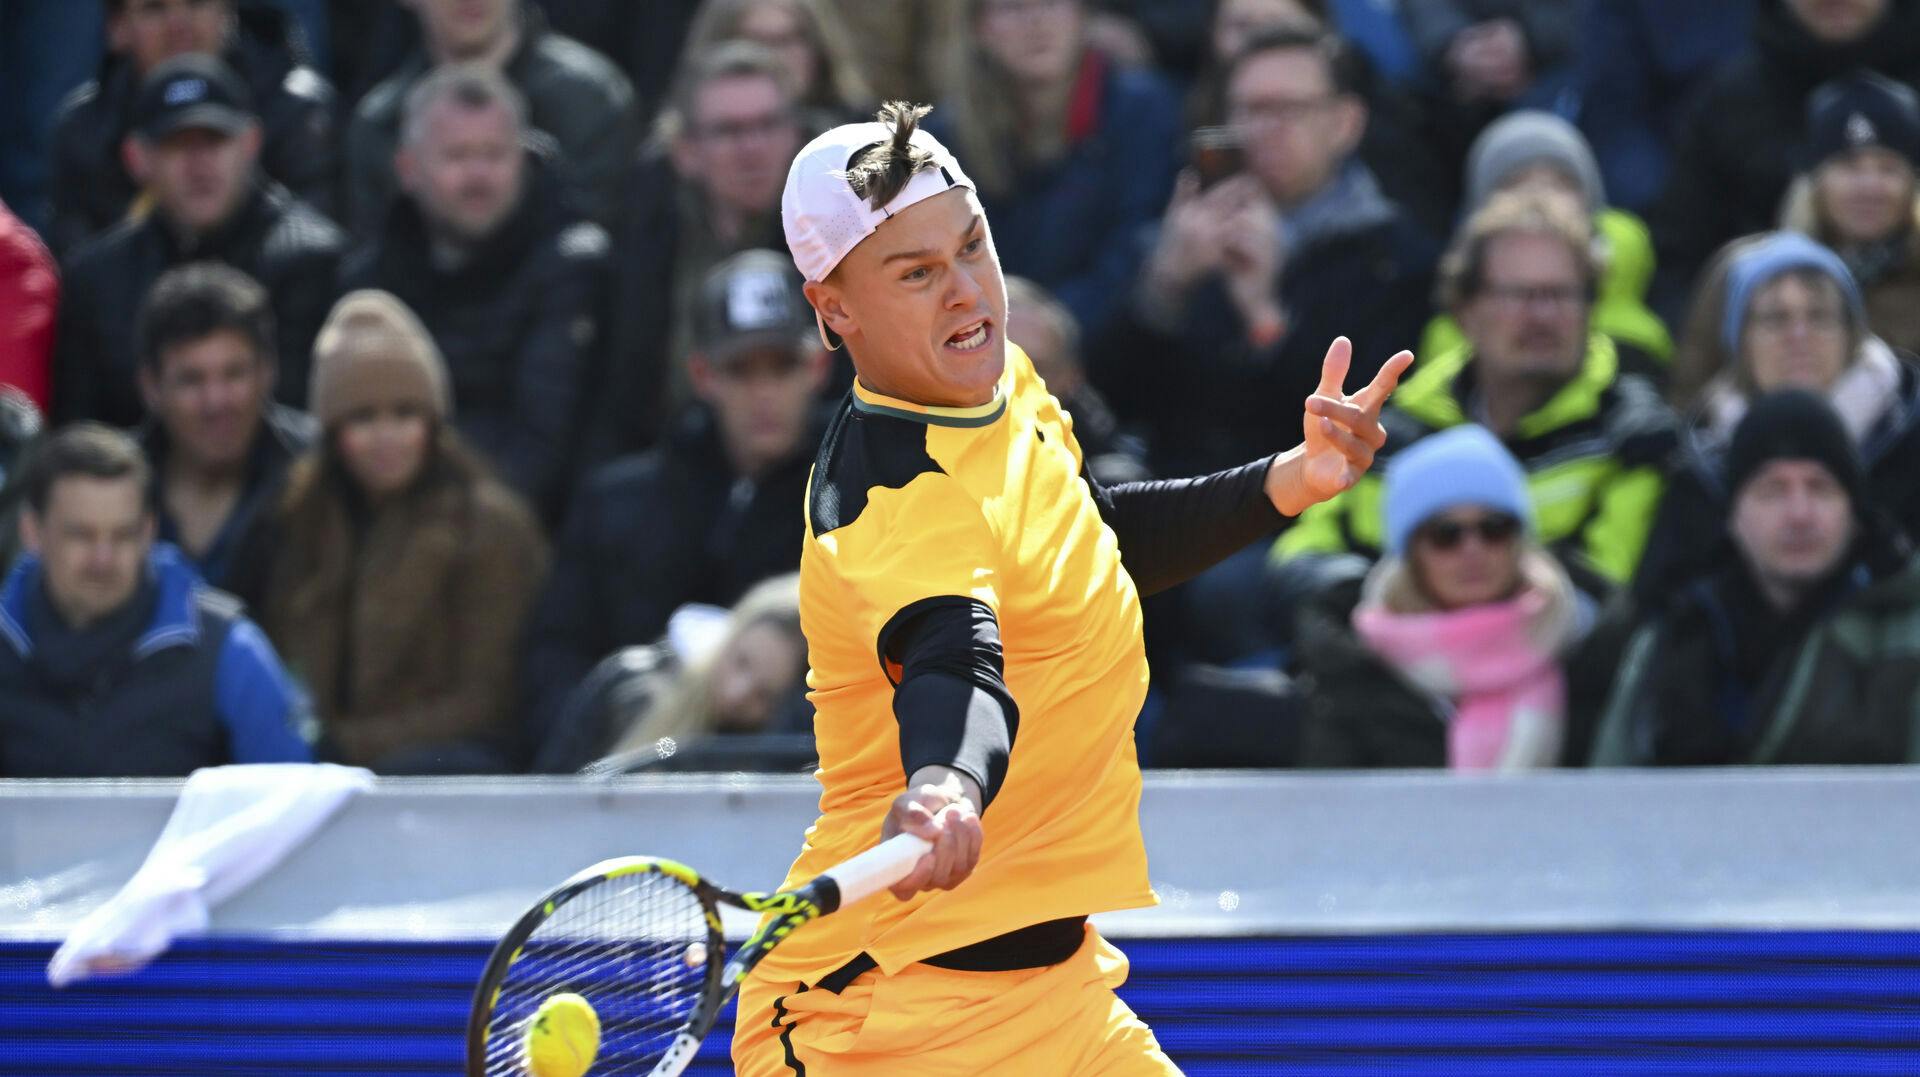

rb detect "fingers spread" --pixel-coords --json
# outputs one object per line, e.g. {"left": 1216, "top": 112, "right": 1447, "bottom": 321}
{"left": 1317, "top": 416, "right": 1376, "bottom": 470}
{"left": 1315, "top": 336, "right": 1353, "bottom": 398}
{"left": 1355, "top": 350, "right": 1414, "bottom": 410}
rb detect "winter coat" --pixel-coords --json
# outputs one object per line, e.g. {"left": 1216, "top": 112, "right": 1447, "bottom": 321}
{"left": 53, "top": 183, "right": 345, "bottom": 427}
{"left": 0, "top": 199, "right": 56, "bottom": 410}
{"left": 338, "top": 154, "right": 610, "bottom": 520}
{"left": 343, "top": 5, "right": 638, "bottom": 236}
{"left": 0, "top": 544, "right": 311, "bottom": 776}
{"left": 520, "top": 407, "right": 816, "bottom": 744}
{"left": 251, "top": 446, "right": 549, "bottom": 771}
{"left": 1650, "top": 0, "right": 1920, "bottom": 313}
{"left": 140, "top": 403, "right": 317, "bottom": 593}
{"left": 46, "top": 2, "right": 339, "bottom": 257}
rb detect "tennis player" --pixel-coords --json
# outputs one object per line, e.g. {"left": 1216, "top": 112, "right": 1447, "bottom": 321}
{"left": 732, "top": 102, "right": 1411, "bottom": 1076}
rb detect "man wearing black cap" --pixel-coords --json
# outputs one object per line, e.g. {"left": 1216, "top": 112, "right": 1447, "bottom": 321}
{"left": 1589, "top": 390, "right": 1920, "bottom": 766}
{"left": 53, "top": 54, "right": 344, "bottom": 429}
{"left": 47, "top": 0, "right": 337, "bottom": 257}
{"left": 520, "top": 248, "right": 831, "bottom": 755}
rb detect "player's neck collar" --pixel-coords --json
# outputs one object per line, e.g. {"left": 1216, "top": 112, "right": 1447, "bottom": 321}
{"left": 851, "top": 377, "right": 1008, "bottom": 428}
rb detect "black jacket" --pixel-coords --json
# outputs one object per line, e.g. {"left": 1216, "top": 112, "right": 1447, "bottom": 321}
{"left": 338, "top": 154, "right": 610, "bottom": 520}
{"left": 140, "top": 403, "right": 317, "bottom": 593}
{"left": 1650, "top": 0, "right": 1920, "bottom": 313}
{"left": 343, "top": 4, "right": 638, "bottom": 236}
{"left": 46, "top": 2, "right": 339, "bottom": 257}
{"left": 1290, "top": 572, "right": 1452, "bottom": 768}
{"left": 519, "top": 406, "right": 818, "bottom": 745}
{"left": 53, "top": 183, "right": 345, "bottom": 428}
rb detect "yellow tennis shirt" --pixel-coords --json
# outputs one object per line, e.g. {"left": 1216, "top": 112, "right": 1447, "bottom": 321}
{"left": 753, "top": 344, "right": 1157, "bottom": 985}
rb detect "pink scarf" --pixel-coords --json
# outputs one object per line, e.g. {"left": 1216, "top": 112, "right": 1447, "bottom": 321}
{"left": 1351, "top": 554, "right": 1576, "bottom": 770}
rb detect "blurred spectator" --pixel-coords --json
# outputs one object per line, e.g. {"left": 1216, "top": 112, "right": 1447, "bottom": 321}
{"left": 534, "top": 573, "right": 809, "bottom": 773}
{"left": 1651, "top": 0, "right": 1920, "bottom": 319}
{"left": 47, "top": 0, "right": 336, "bottom": 257}
{"left": 241, "top": 291, "right": 548, "bottom": 774}
{"left": 1275, "top": 190, "right": 1674, "bottom": 596}
{"left": 1590, "top": 391, "right": 1920, "bottom": 765}
{"left": 0, "top": 423, "right": 310, "bottom": 776}
{"left": 531, "top": 0, "right": 702, "bottom": 122}
{"left": 1781, "top": 73, "right": 1920, "bottom": 355}
{"left": 818, "top": 0, "right": 968, "bottom": 106}
{"left": 1420, "top": 110, "right": 1670, "bottom": 378}
{"left": 53, "top": 55, "right": 344, "bottom": 428}
{"left": 1294, "top": 425, "right": 1587, "bottom": 770}
{"left": 1104, "top": 25, "right": 1435, "bottom": 478}
{"left": 0, "top": 2, "right": 103, "bottom": 234}
{"left": 0, "top": 389, "right": 47, "bottom": 573}
{"left": 1004, "top": 275, "right": 1147, "bottom": 484}
{"left": 522, "top": 251, "right": 825, "bottom": 746}
{"left": 600, "top": 43, "right": 804, "bottom": 457}
{"left": 0, "top": 198, "right": 57, "bottom": 410}
{"left": 1188, "top": 0, "right": 1454, "bottom": 239}
{"left": 325, "top": 0, "right": 421, "bottom": 110}
{"left": 927, "top": 0, "right": 1181, "bottom": 340}
{"left": 1402, "top": 0, "right": 1577, "bottom": 174}
{"left": 685, "top": 0, "right": 876, "bottom": 122}
{"left": 135, "top": 263, "right": 314, "bottom": 591}
{"left": 1637, "top": 233, "right": 1920, "bottom": 604}
{"left": 1573, "top": 0, "right": 1753, "bottom": 214}
{"left": 339, "top": 65, "right": 610, "bottom": 520}
{"left": 344, "top": 0, "right": 638, "bottom": 236}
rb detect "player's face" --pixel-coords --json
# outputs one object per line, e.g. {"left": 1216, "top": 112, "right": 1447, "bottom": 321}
{"left": 399, "top": 100, "right": 525, "bottom": 243}
{"left": 140, "top": 328, "right": 271, "bottom": 472}
{"left": 111, "top": 0, "right": 231, "bottom": 76}
{"left": 142, "top": 124, "right": 259, "bottom": 234}
{"left": 21, "top": 478, "right": 154, "bottom": 629}
{"left": 1740, "top": 274, "right": 1851, "bottom": 395}
{"left": 1731, "top": 460, "right": 1855, "bottom": 598}
{"left": 335, "top": 403, "right": 433, "bottom": 499}
{"left": 809, "top": 187, "right": 1008, "bottom": 408}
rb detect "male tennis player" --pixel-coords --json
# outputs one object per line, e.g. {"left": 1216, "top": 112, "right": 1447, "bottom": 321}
{"left": 732, "top": 103, "right": 1410, "bottom": 1075}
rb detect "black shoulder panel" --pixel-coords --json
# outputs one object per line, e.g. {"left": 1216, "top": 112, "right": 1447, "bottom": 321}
{"left": 809, "top": 396, "right": 944, "bottom": 538}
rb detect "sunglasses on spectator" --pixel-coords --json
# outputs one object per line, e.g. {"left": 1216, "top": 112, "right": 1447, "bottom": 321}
{"left": 1415, "top": 513, "right": 1522, "bottom": 551}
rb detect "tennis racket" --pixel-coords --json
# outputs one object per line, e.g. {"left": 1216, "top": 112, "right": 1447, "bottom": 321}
{"left": 465, "top": 832, "right": 933, "bottom": 1076}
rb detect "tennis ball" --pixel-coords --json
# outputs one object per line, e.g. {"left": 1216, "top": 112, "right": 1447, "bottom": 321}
{"left": 524, "top": 992, "right": 600, "bottom": 1077}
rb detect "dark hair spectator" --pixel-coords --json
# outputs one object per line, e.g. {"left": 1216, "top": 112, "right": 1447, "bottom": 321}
{"left": 599, "top": 42, "right": 806, "bottom": 459}
{"left": 0, "top": 422, "right": 311, "bottom": 776}
{"left": 1276, "top": 189, "right": 1674, "bottom": 600}
{"left": 52, "top": 53, "right": 345, "bottom": 428}
{"left": 239, "top": 291, "right": 548, "bottom": 774}
{"left": 1635, "top": 232, "right": 1920, "bottom": 606}
{"left": 1572, "top": 0, "right": 1754, "bottom": 214}
{"left": 534, "top": 573, "right": 810, "bottom": 773}
{"left": 925, "top": 0, "right": 1182, "bottom": 340}
{"left": 339, "top": 64, "right": 610, "bottom": 520}
{"left": 1420, "top": 110, "right": 1671, "bottom": 380}
{"left": 522, "top": 250, "right": 828, "bottom": 747}
{"left": 46, "top": 0, "right": 337, "bottom": 256}
{"left": 685, "top": 0, "right": 876, "bottom": 121}
{"left": 1295, "top": 425, "right": 1589, "bottom": 769}
{"left": 0, "top": 199, "right": 58, "bottom": 412}
{"left": 133, "top": 263, "right": 316, "bottom": 591}
{"left": 1649, "top": 0, "right": 1920, "bottom": 321}
{"left": 1590, "top": 390, "right": 1920, "bottom": 765}
{"left": 342, "top": 0, "right": 639, "bottom": 236}
{"left": 1780, "top": 72, "right": 1920, "bottom": 355}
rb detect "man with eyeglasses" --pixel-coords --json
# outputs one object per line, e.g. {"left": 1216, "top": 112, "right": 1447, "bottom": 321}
{"left": 1275, "top": 187, "right": 1677, "bottom": 603}
{"left": 595, "top": 42, "right": 810, "bottom": 461}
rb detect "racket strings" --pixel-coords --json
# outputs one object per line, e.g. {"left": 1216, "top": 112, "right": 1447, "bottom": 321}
{"left": 482, "top": 872, "right": 713, "bottom": 1075}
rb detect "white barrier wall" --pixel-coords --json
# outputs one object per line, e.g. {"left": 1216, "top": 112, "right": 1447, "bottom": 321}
{"left": 3, "top": 768, "right": 1919, "bottom": 942}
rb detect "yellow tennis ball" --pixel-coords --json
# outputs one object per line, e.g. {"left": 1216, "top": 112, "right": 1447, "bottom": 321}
{"left": 524, "top": 992, "right": 601, "bottom": 1077}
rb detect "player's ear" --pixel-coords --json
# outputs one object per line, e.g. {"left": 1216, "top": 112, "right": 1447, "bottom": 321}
{"left": 804, "top": 280, "right": 857, "bottom": 343}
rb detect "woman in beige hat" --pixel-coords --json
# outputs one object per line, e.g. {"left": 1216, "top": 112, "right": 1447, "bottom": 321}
{"left": 238, "top": 290, "right": 549, "bottom": 772}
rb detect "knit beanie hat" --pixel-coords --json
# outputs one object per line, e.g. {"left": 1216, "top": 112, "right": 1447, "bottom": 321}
{"left": 1805, "top": 71, "right": 1920, "bottom": 171}
{"left": 308, "top": 290, "right": 452, "bottom": 426}
{"left": 1382, "top": 425, "right": 1534, "bottom": 557}
{"left": 1464, "top": 110, "right": 1606, "bottom": 214}
{"left": 1720, "top": 232, "right": 1866, "bottom": 355}
{"left": 1724, "top": 389, "right": 1866, "bottom": 508}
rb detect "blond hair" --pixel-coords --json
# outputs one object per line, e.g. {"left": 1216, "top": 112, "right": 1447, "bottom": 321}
{"left": 1437, "top": 188, "right": 1603, "bottom": 312}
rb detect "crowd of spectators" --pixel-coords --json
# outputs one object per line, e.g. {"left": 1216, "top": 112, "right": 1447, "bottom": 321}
{"left": 3, "top": 0, "right": 1920, "bottom": 777}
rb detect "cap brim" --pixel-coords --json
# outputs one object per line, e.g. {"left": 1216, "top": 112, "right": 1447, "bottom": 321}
{"left": 142, "top": 104, "right": 251, "bottom": 141}
{"left": 704, "top": 331, "right": 812, "bottom": 365}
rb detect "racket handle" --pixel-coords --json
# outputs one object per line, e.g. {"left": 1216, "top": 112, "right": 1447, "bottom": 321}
{"left": 819, "top": 832, "right": 934, "bottom": 910}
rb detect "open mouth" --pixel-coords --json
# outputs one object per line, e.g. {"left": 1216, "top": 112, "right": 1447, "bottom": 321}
{"left": 946, "top": 321, "right": 992, "bottom": 352}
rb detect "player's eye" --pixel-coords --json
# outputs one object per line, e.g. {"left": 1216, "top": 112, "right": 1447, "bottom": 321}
{"left": 961, "top": 237, "right": 983, "bottom": 256}
{"left": 903, "top": 266, "right": 931, "bottom": 282}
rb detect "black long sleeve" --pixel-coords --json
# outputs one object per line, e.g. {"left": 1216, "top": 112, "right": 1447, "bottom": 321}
{"left": 879, "top": 596, "right": 1020, "bottom": 809}
{"left": 1085, "top": 455, "right": 1288, "bottom": 597}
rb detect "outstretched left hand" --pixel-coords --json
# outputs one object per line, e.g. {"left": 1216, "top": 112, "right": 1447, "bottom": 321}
{"left": 1265, "top": 336, "right": 1414, "bottom": 517}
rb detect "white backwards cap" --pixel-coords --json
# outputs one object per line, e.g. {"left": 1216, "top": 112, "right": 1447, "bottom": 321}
{"left": 781, "top": 117, "right": 974, "bottom": 345}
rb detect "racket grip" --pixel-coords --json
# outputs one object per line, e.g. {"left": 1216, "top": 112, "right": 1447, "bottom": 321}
{"left": 819, "top": 833, "right": 934, "bottom": 909}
